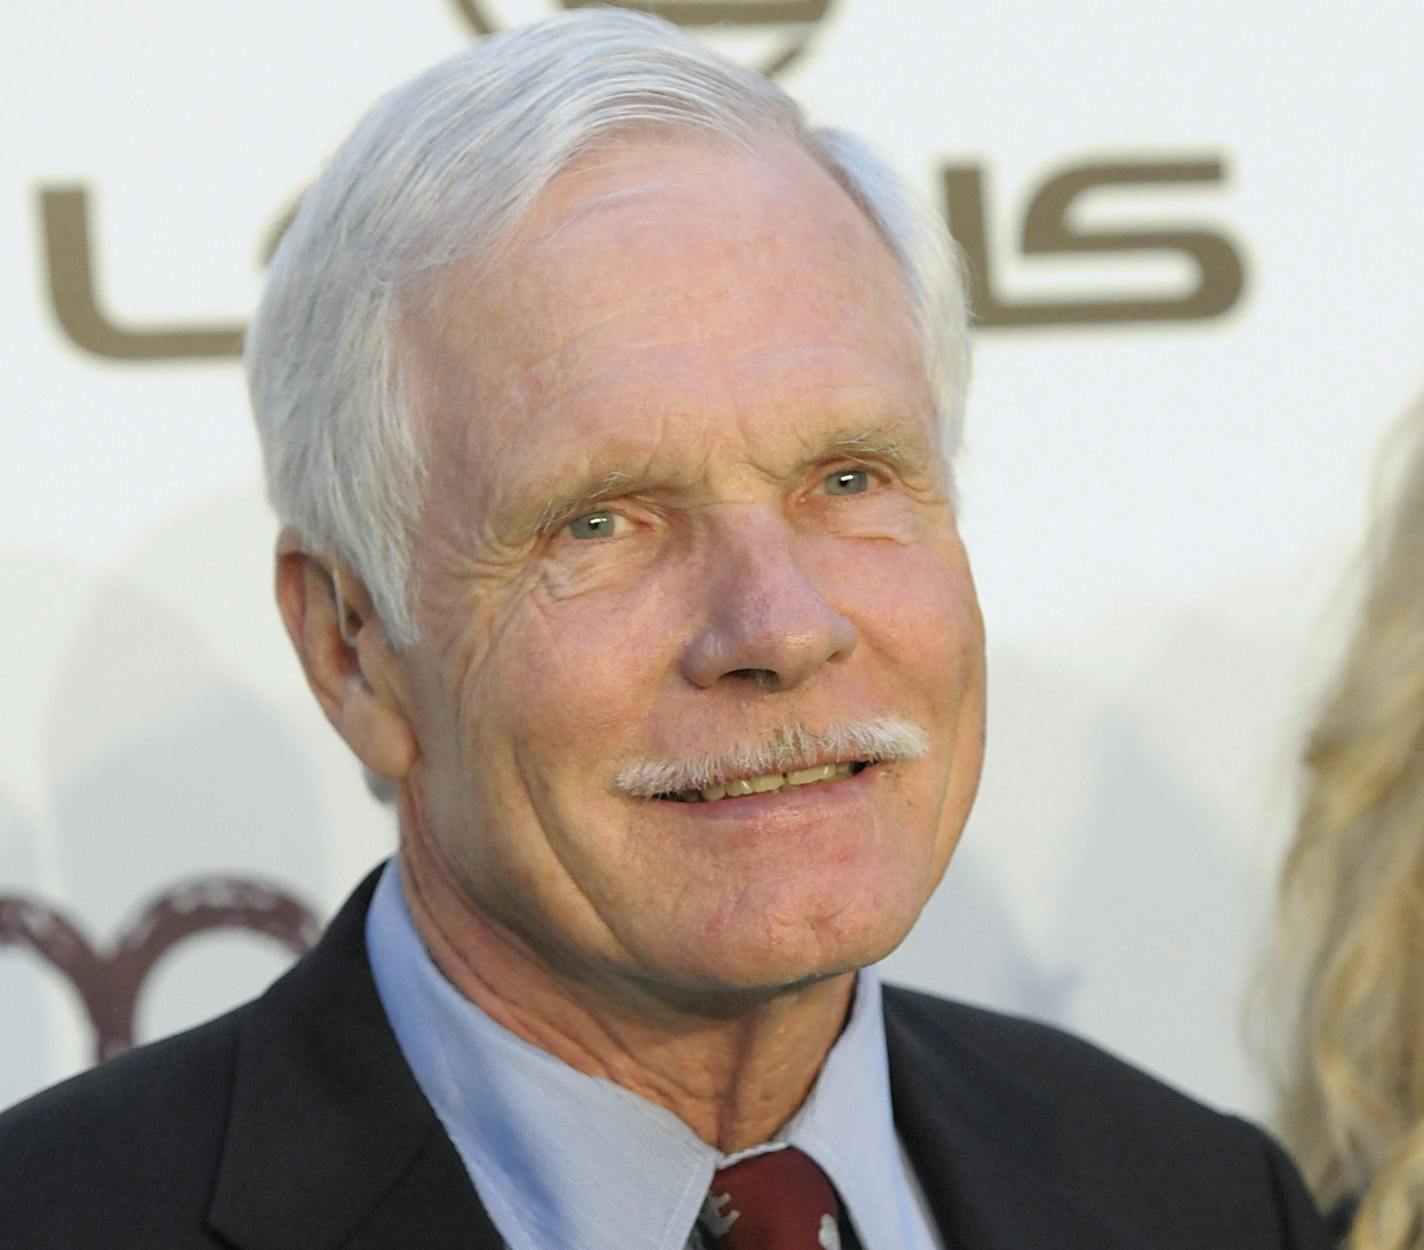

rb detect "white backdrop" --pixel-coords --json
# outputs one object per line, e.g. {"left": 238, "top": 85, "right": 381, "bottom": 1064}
{"left": 5, "top": 0, "right": 1424, "bottom": 1123}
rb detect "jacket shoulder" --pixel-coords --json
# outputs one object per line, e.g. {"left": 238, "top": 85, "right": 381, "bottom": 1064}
{"left": 882, "top": 985, "right": 1328, "bottom": 1249}
{"left": 0, "top": 1010, "right": 242, "bottom": 1248}
{"left": 885, "top": 982, "right": 1238, "bottom": 1128}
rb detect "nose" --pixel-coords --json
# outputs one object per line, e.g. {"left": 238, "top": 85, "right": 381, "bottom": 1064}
{"left": 679, "top": 509, "right": 858, "bottom": 692}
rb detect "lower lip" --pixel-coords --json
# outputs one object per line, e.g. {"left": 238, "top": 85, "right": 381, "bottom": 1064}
{"left": 654, "top": 764, "right": 880, "bottom": 823}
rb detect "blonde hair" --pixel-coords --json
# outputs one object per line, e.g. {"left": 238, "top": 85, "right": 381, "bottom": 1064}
{"left": 1261, "top": 397, "right": 1424, "bottom": 1250}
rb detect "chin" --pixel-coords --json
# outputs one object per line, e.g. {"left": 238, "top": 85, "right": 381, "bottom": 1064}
{"left": 657, "top": 885, "right": 923, "bottom": 1000}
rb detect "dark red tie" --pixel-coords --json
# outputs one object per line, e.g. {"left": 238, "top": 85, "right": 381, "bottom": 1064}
{"left": 700, "top": 1146, "right": 844, "bottom": 1249}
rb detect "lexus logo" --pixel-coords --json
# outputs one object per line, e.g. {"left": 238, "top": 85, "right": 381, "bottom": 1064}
{"left": 33, "top": 0, "right": 1248, "bottom": 364}
{"left": 451, "top": 1, "right": 835, "bottom": 76}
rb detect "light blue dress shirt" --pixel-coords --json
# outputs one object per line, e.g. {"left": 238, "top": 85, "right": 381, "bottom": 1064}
{"left": 366, "top": 860, "right": 942, "bottom": 1250}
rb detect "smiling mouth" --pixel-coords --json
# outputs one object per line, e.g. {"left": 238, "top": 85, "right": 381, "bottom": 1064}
{"left": 657, "top": 760, "right": 870, "bottom": 803}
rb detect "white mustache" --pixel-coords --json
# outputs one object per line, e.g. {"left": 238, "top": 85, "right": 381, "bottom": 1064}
{"left": 615, "top": 716, "right": 930, "bottom": 798}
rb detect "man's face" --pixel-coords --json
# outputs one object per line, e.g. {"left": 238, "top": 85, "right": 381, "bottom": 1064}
{"left": 396, "top": 135, "right": 985, "bottom": 1005}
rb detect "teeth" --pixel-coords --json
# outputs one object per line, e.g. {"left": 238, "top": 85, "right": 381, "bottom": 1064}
{"left": 786, "top": 763, "right": 840, "bottom": 787}
{"left": 681, "top": 761, "right": 857, "bottom": 803}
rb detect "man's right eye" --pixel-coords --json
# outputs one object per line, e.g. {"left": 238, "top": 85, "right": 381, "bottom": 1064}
{"left": 566, "top": 510, "right": 622, "bottom": 540}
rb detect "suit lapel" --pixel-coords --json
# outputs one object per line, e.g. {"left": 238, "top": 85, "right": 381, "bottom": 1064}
{"left": 205, "top": 869, "right": 504, "bottom": 1250}
{"left": 883, "top": 989, "right": 1147, "bottom": 1250}
{"left": 201, "top": 875, "right": 1150, "bottom": 1249}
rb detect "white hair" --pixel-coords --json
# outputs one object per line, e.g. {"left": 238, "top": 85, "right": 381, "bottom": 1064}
{"left": 246, "top": 9, "right": 970, "bottom": 648}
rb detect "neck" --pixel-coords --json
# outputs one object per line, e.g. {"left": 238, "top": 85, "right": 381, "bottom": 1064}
{"left": 397, "top": 823, "right": 854, "bottom": 1153}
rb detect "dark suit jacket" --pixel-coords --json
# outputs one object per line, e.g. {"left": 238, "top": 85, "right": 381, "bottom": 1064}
{"left": 0, "top": 870, "right": 1326, "bottom": 1249}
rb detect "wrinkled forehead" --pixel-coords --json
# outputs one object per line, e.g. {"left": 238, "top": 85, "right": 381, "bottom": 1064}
{"left": 399, "top": 133, "right": 932, "bottom": 525}
{"left": 409, "top": 134, "right": 916, "bottom": 377}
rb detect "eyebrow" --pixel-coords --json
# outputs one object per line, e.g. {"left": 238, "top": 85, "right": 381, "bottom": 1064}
{"left": 517, "top": 469, "right": 641, "bottom": 545}
{"left": 817, "top": 427, "right": 937, "bottom": 478}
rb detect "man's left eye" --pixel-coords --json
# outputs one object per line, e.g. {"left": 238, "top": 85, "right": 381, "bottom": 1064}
{"left": 566, "top": 510, "right": 623, "bottom": 539}
{"left": 822, "top": 468, "right": 871, "bottom": 496}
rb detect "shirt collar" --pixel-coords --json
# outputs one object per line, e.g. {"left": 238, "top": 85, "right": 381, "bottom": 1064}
{"left": 366, "top": 858, "right": 918, "bottom": 1250}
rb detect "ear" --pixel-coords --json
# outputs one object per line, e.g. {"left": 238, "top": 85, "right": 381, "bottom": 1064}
{"left": 274, "top": 528, "right": 418, "bottom": 784}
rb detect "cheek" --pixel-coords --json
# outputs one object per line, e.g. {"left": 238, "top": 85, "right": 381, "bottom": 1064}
{"left": 814, "top": 533, "right": 980, "bottom": 679}
{"left": 477, "top": 576, "right": 686, "bottom": 764}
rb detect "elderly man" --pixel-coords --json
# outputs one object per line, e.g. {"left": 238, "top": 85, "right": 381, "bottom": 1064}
{"left": 0, "top": 12, "right": 1324, "bottom": 1250}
